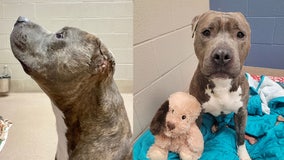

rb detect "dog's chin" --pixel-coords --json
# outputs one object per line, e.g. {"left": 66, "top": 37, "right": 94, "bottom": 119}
{"left": 209, "top": 72, "right": 231, "bottom": 79}
{"left": 202, "top": 63, "right": 242, "bottom": 79}
{"left": 206, "top": 69, "right": 241, "bottom": 79}
{"left": 18, "top": 60, "right": 32, "bottom": 75}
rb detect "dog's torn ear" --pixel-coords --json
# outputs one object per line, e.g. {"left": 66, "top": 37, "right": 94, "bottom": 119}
{"left": 90, "top": 37, "right": 115, "bottom": 75}
{"left": 97, "top": 39, "right": 115, "bottom": 68}
{"left": 191, "top": 15, "right": 200, "bottom": 38}
{"left": 150, "top": 100, "right": 169, "bottom": 135}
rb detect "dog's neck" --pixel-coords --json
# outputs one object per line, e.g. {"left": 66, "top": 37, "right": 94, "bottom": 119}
{"left": 46, "top": 74, "right": 115, "bottom": 108}
{"left": 46, "top": 77, "right": 128, "bottom": 159}
{"left": 190, "top": 67, "right": 246, "bottom": 104}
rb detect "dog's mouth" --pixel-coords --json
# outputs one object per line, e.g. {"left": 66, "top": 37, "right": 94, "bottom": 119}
{"left": 10, "top": 17, "right": 33, "bottom": 75}
{"left": 209, "top": 71, "right": 232, "bottom": 79}
{"left": 11, "top": 17, "right": 31, "bottom": 45}
{"left": 201, "top": 66, "right": 229, "bottom": 78}
{"left": 18, "top": 60, "right": 32, "bottom": 74}
{"left": 203, "top": 63, "right": 241, "bottom": 79}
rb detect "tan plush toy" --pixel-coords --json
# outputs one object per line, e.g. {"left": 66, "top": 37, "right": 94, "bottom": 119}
{"left": 147, "top": 92, "right": 204, "bottom": 160}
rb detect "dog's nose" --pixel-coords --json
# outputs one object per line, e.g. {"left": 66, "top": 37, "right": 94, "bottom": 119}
{"left": 166, "top": 122, "right": 175, "bottom": 131}
{"left": 14, "top": 16, "right": 29, "bottom": 26}
{"left": 212, "top": 48, "right": 232, "bottom": 65}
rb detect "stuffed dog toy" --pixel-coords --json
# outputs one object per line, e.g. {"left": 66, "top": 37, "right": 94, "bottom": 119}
{"left": 147, "top": 92, "right": 204, "bottom": 160}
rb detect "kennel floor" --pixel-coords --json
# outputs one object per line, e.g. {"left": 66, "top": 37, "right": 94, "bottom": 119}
{"left": 0, "top": 92, "right": 133, "bottom": 160}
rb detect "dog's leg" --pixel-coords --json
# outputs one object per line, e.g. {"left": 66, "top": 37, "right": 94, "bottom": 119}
{"left": 234, "top": 107, "right": 251, "bottom": 160}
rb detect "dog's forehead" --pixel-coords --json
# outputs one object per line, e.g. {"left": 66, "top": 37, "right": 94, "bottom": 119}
{"left": 60, "top": 27, "right": 98, "bottom": 41}
{"left": 198, "top": 11, "right": 250, "bottom": 31}
{"left": 61, "top": 26, "right": 83, "bottom": 33}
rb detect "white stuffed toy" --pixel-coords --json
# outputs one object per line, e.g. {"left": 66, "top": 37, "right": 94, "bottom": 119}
{"left": 147, "top": 92, "right": 204, "bottom": 160}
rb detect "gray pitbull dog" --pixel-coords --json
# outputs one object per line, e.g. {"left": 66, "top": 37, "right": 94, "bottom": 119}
{"left": 10, "top": 17, "right": 132, "bottom": 160}
{"left": 189, "top": 11, "right": 251, "bottom": 160}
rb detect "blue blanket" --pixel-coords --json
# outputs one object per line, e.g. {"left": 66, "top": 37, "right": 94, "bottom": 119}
{"left": 133, "top": 74, "right": 284, "bottom": 160}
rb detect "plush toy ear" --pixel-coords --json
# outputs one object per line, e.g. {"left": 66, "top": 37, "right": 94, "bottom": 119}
{"left": 150, "top": 100, "right": 169, "bottom": 135}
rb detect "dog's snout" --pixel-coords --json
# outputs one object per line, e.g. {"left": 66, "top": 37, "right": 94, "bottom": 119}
{"left": 15, "top": 16, "right": 29, "bottom": 26}
{"left": 212, "top": 48, "right": 232, "bottom": 65}
{"left": 166, "top": 122, "right": 175, "bottom": 131}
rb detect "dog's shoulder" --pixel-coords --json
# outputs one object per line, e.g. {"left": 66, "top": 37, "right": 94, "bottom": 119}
{"left": 189, "top": 70, "right": 211, "bottom": 104}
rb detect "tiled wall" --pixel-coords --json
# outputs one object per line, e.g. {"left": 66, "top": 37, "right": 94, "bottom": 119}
{"left": 210, "top": 0, "right": 284, "bottom": 69}
{"left": 0, "top": 0, "right": 133, "bottom": 92}
{"left": 133, "top": 1, "right": 209, "bottom": 139}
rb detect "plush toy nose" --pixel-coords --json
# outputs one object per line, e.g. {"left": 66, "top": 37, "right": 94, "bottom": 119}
{"left": 166, "top": 122, "right": 175, "bottom": 131}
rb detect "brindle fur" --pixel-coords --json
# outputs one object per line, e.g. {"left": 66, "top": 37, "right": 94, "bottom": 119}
{"left": 189, "top": 11, "right": 251, "bottom": 159}
{"left": 10, "top": 17, "right": 132, "bottom": 160}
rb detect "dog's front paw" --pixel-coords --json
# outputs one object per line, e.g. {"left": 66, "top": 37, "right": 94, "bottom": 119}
{"left": 238, "top": 144, "right": 251, "bottom": 160}
{"left": 147, "top": 145, "right": 167, "bottom": 160}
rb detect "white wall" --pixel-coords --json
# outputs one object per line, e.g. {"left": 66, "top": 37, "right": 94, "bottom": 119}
{"left": 0, "top": 0, "right": 133, "bottom": 92}
{"left": 133, "top": 0, "right": 209, "bottom": 139}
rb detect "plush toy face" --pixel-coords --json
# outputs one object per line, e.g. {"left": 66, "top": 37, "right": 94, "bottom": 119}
{"left": 148, "top": 92, "right": 204, "bottom": 160}
{"left": 164, "top": 92, "right": 201, "bottom": 137}
{"left": 150, "top": 92, "right": 201, "bottom": 137}
{"left": 164, "top": 106, "right": 196, "bottom": 137}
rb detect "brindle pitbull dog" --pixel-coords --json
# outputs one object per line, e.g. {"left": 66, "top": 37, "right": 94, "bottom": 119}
{"left": 10, "top": 17, "right": 132, "bottom": 160}
{"left": 190, "top": 11, "right": 251, "bottom": 160}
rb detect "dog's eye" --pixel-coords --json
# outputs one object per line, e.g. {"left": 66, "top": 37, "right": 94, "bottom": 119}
{"left": 237, "top": 31, "right": 245, "bottom": 38}
{"left": 202, "top": 29, "right": 211, "bottom": 37}
{"left": 56, "top": 32, "right": 64, "bottom": 39}
{"left": 181, "top": 115, "right": 186, "bottom": 120}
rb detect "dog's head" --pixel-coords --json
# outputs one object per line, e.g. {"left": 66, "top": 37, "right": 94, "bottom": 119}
{"left": 150, "top": 92, "right": 201, "bottom": 138}
{"left": 10, "top": 17, "right": 115, "bottom": 95}
{"left": 192, "top": 10, "right": 251, "bottom": 79}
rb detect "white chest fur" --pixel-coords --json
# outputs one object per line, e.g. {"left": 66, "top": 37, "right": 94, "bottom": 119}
{"left": 202, "top": 78, "right": 243, "bottom": 116}
{"left": 51, "top": 102, "right": 69, "bottom": 160}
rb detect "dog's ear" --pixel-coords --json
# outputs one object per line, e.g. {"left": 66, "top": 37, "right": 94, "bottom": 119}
{"left": 150, "top": 100, "right": 169, "bottom": 135}
{"left": 95, "top": 38, "right": 115, "bottom": 65}
{"left": 90, "top": 38, "right": 116, "bottom": 75}
{"left": 191, "top": 15, "right": 200, "bottom": 38}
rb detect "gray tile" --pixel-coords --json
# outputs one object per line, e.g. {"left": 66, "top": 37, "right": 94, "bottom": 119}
{"left": 210, "top": 0, "right": 248, "bottom": 16}
{"left": 245, "top": 44, "right": 284, "bottom": 69}
{"left": 274, "top": 18, "right": 284, "bottom": 44}
{"left": 247, "top": 18, "right": 275, "bottom": 44}
{"left": 248, "top": 0, "right": 284, "bottom": 17}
